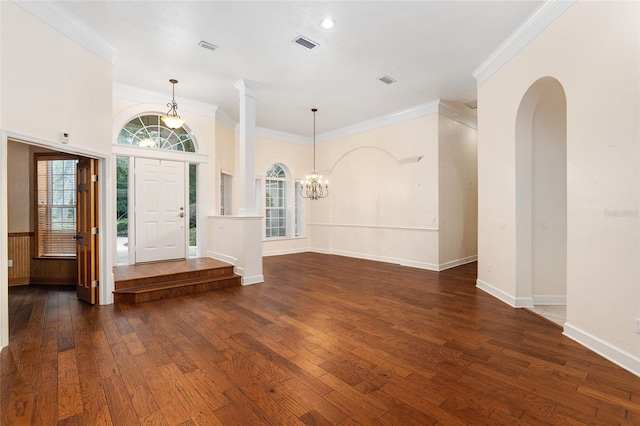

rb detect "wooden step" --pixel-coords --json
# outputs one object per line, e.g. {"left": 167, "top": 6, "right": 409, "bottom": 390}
{"left": 113, "top": 275, "right": 240, "bottom": 304}
{"left": 113, "top": 257, "right": 241, "bottom": 303}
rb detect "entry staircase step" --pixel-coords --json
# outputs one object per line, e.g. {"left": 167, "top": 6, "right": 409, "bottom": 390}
{"left": 113, "top": 258, "right": 241, "bottom": 303}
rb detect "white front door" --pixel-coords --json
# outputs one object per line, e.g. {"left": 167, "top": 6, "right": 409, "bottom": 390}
{"left": 135, "top": 158, "right": 186, "bottom": 263}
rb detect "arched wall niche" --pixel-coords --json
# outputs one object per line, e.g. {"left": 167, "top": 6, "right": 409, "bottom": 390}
{"left": 515, "top": 76, "right": 567, "bottom": 309}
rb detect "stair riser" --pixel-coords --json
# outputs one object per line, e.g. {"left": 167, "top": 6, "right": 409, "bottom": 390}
{"left": 114, "top": 277, "right": 241, "bottom": 304}
{"left": 115, "top": 267, "right": 235, "bottom": 290}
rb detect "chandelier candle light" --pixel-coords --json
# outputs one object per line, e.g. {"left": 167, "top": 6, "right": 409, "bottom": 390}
{"left": 301, "top": 108, "right": 329, "bottom": 200}
{"left": 161, "top": 79, "right": 185, "bottom": 130}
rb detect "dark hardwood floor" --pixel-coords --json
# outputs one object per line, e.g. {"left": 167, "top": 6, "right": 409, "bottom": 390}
{"left": 2, "top": 253, "right": 639, "bottom": 425}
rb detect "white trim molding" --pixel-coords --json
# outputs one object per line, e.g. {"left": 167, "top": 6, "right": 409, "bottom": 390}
{"left": 262, "top": 247, "right": 311, "bottom": 257}
{"left": 400, "top": 259, "right": 439, "bottom": 271}
{"left": 472, "top": 0, "right": 576, "bottom": 86}
{"left": 308, "top": 223, "right": 438, "bottom": 233}
{"left": 329, "top": 249, "right": 403, "bottom": 267}
{"left": 317, "top": 100, "right": 440, "bottom": 143}
{"left": 398, "top": 156, "right": 424, "bottom": 164}
{"left": 564, "top": 323, "right": 640, "bottom": 377}
{"left": 215, "top": 109, "right": 237, "bottom": 131}
{"left": 438, "top": 100, "right": 477, "bottom": 130}
{"left": 113, "top": 83, "right": 219, "bottom": 118}
{"left": 476, "top": 279, "right": 534, "bottom": 308}
{"left": 14, "top": 0, "right": 117, "bottom": 64}
{"left": 206, "top": 251, "right": 237, "bottom": 266}
{"left": 532, "top": 295, "right": 567, "bottom": 305}
{"left": 255, "top": 127, "right": 310, "bottom": 145}
{"left": 241, "top": 274, "right": 264, "bottom": 286}
{"left": 438, "top": 255, "right": 477, "bottom": 271}
{"left": 0, "top": 132, "right": 9, "bottom": 348}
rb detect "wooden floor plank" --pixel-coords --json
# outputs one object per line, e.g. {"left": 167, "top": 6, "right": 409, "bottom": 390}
{"left": 57, "top": 350, "right": 83, "bottom": 421}
{"left": 2, "top": 253, "right": 639, "bottom": 424}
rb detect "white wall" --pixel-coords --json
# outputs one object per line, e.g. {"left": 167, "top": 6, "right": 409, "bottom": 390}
{"left": 309, "top": 115, "right": 442, "bottom": 269}
{"left": 215, "top": 120, "right": 236, "bottom": 214}
{"left": 438, "top": 115, "right": 478, "bottom": 268}
{"left": 531, "top": 81, "right": 566, "bottom": 300}
{"left": 477, "top": 1, "right": 639, "bottom": 373}
{"left": 1, "top": 2, "right": 112, "bottom": 154}
{"left": 251, "top": 109, "right": 478, "bottom": 270}
{"left": 0, "top": 0, "right": 113, "bottom": 346}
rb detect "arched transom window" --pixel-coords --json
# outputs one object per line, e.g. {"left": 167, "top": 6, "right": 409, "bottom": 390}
{"left": 117, "top": 115, "right": 195, "bottom": 152}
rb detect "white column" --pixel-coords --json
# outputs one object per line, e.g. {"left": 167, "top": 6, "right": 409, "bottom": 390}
{"left": 234, "top": 78, "right": 260, "bottom": 217}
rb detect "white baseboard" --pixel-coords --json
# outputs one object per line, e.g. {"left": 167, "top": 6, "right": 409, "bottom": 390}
{"left": 309, "top": 247, "right": 332, "bottom": 255}
{"left": 307, "top": 252, "right": 476, "bottom": 272}
{"left": 438, "top": 255, "right": 477, "bottom": 271}
{"left": 330, "top": 249, "right": 401, "bottom": 265}
{"left": 262, "top": 247, "right": 311, "bottom": 257}
{"left": 306, "top": 248, "right": 440, "bottom": 271}
{"left": 242, "top": 274, "right": 264, "bottom": 286}
{"left": 205, "top": 251, "right": 237, "bottom": 265}
{"left": 476, "top": 279, "right": 534, "bottom": 308}
{"left": 532, "top": 295, "right": 567, "bottom": 305}
{"left": 563, "top": 323, "right": 640, "bottom": 377}
{"left": 400, "top": 259, "right": 439, "bottom": 271}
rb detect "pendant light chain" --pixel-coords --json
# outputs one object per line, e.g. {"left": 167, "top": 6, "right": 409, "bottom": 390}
{"left": 300, "top": 107, "right": 329, "bottom": 200}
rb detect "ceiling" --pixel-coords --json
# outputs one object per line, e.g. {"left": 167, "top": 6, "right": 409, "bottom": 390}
{"left": 55, "top": 1, "right": 542, "bottom": 136}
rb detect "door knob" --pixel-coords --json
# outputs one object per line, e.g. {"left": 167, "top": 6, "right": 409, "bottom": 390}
{"left": 179, "top": 212, "right": 185, "bottom": 218}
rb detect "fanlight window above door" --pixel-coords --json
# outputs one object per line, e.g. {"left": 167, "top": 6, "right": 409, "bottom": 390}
{"left": 117, "top": 115, "right": 195, "bottom": 152}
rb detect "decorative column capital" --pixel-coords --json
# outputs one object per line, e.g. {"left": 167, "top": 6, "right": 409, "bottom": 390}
{"left": 234, "top": 78, "right": 261, "bottom": 98}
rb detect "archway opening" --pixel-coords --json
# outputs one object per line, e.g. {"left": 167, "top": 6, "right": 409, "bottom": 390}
{"left": 515, "top": 77, "right": 567, "bottom": 325}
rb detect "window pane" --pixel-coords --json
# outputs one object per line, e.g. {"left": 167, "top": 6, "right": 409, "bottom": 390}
{"left": 117, "top": 115, "right": 195, "bottom": 152}
{"left": 116, "top": 156, "right": 129, "bottom": 265}
{"left": 189, "top": 163, "right": 197, "bottom": 251}
{"left": 36, "top": 157, "right": 78, "bottom": 257}
{"left": 265, "top": 163, "right": 291, "bottom": 239}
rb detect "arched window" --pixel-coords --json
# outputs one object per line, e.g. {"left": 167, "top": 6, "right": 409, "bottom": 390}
{"left": 265, "top": 164, "right": 288, "bottom": 238}
{"left": 117, "top": 115, "right": 195, "bottom": 152}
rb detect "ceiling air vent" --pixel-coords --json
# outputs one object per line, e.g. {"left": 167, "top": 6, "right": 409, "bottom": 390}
{"left": 378, "top": 75, "right": 396, "bottom": 85}
{"left": 293, "top": 36, "right": 318, "bottom": 50}
{"left": 198, "top": 40, "right": 218, "bottom": 52}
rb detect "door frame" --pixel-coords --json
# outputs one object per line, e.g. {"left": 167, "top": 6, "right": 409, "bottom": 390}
{"left": 113, "top": 145, "right": 207, "bottom": 267}
{"left": 0, "top": 130, "right": 111, "bottom": 348}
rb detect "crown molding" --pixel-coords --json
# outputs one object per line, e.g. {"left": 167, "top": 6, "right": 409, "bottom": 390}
{"left": 472, "top": 0, "right": 576, "bottom": 86}
{"left": 438, "top": 100, "right": 477, "bottom": 130}
{"left": 14, "top": 0, "right": 117, "bottom": 65}
{"left": 317, "top": 100, "right": 440, "bottom": 143}
{"left": 255, "top": 127, "right": 310, "bottom": 145}
{"left": 113, "top": 83, "right": 218, "bottom": 118}
{"left": 215, "top": 109, "right": 236, "bottom": 130}
{"left": 111, "top": 83, "right": 474, "bottom": 144}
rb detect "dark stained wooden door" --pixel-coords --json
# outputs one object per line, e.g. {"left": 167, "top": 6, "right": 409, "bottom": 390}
{"left": 76, "top": 157, "right": 98, "bottom": 304}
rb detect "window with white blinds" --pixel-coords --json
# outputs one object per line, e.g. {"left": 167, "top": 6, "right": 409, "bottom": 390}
{"left": 35, "top": 155, "right": 79, "bottom": 257}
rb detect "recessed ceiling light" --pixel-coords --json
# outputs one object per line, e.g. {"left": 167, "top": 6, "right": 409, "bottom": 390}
{"left": 320, "top": 18, "right": 335, "bottom": 29}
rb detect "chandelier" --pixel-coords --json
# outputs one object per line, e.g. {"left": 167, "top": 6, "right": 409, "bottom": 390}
{"left": 160, "top": 79, "right": 185, "bottom": 130}
{"left": 301, "top": 108, "right": 329, "bottom": 200}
